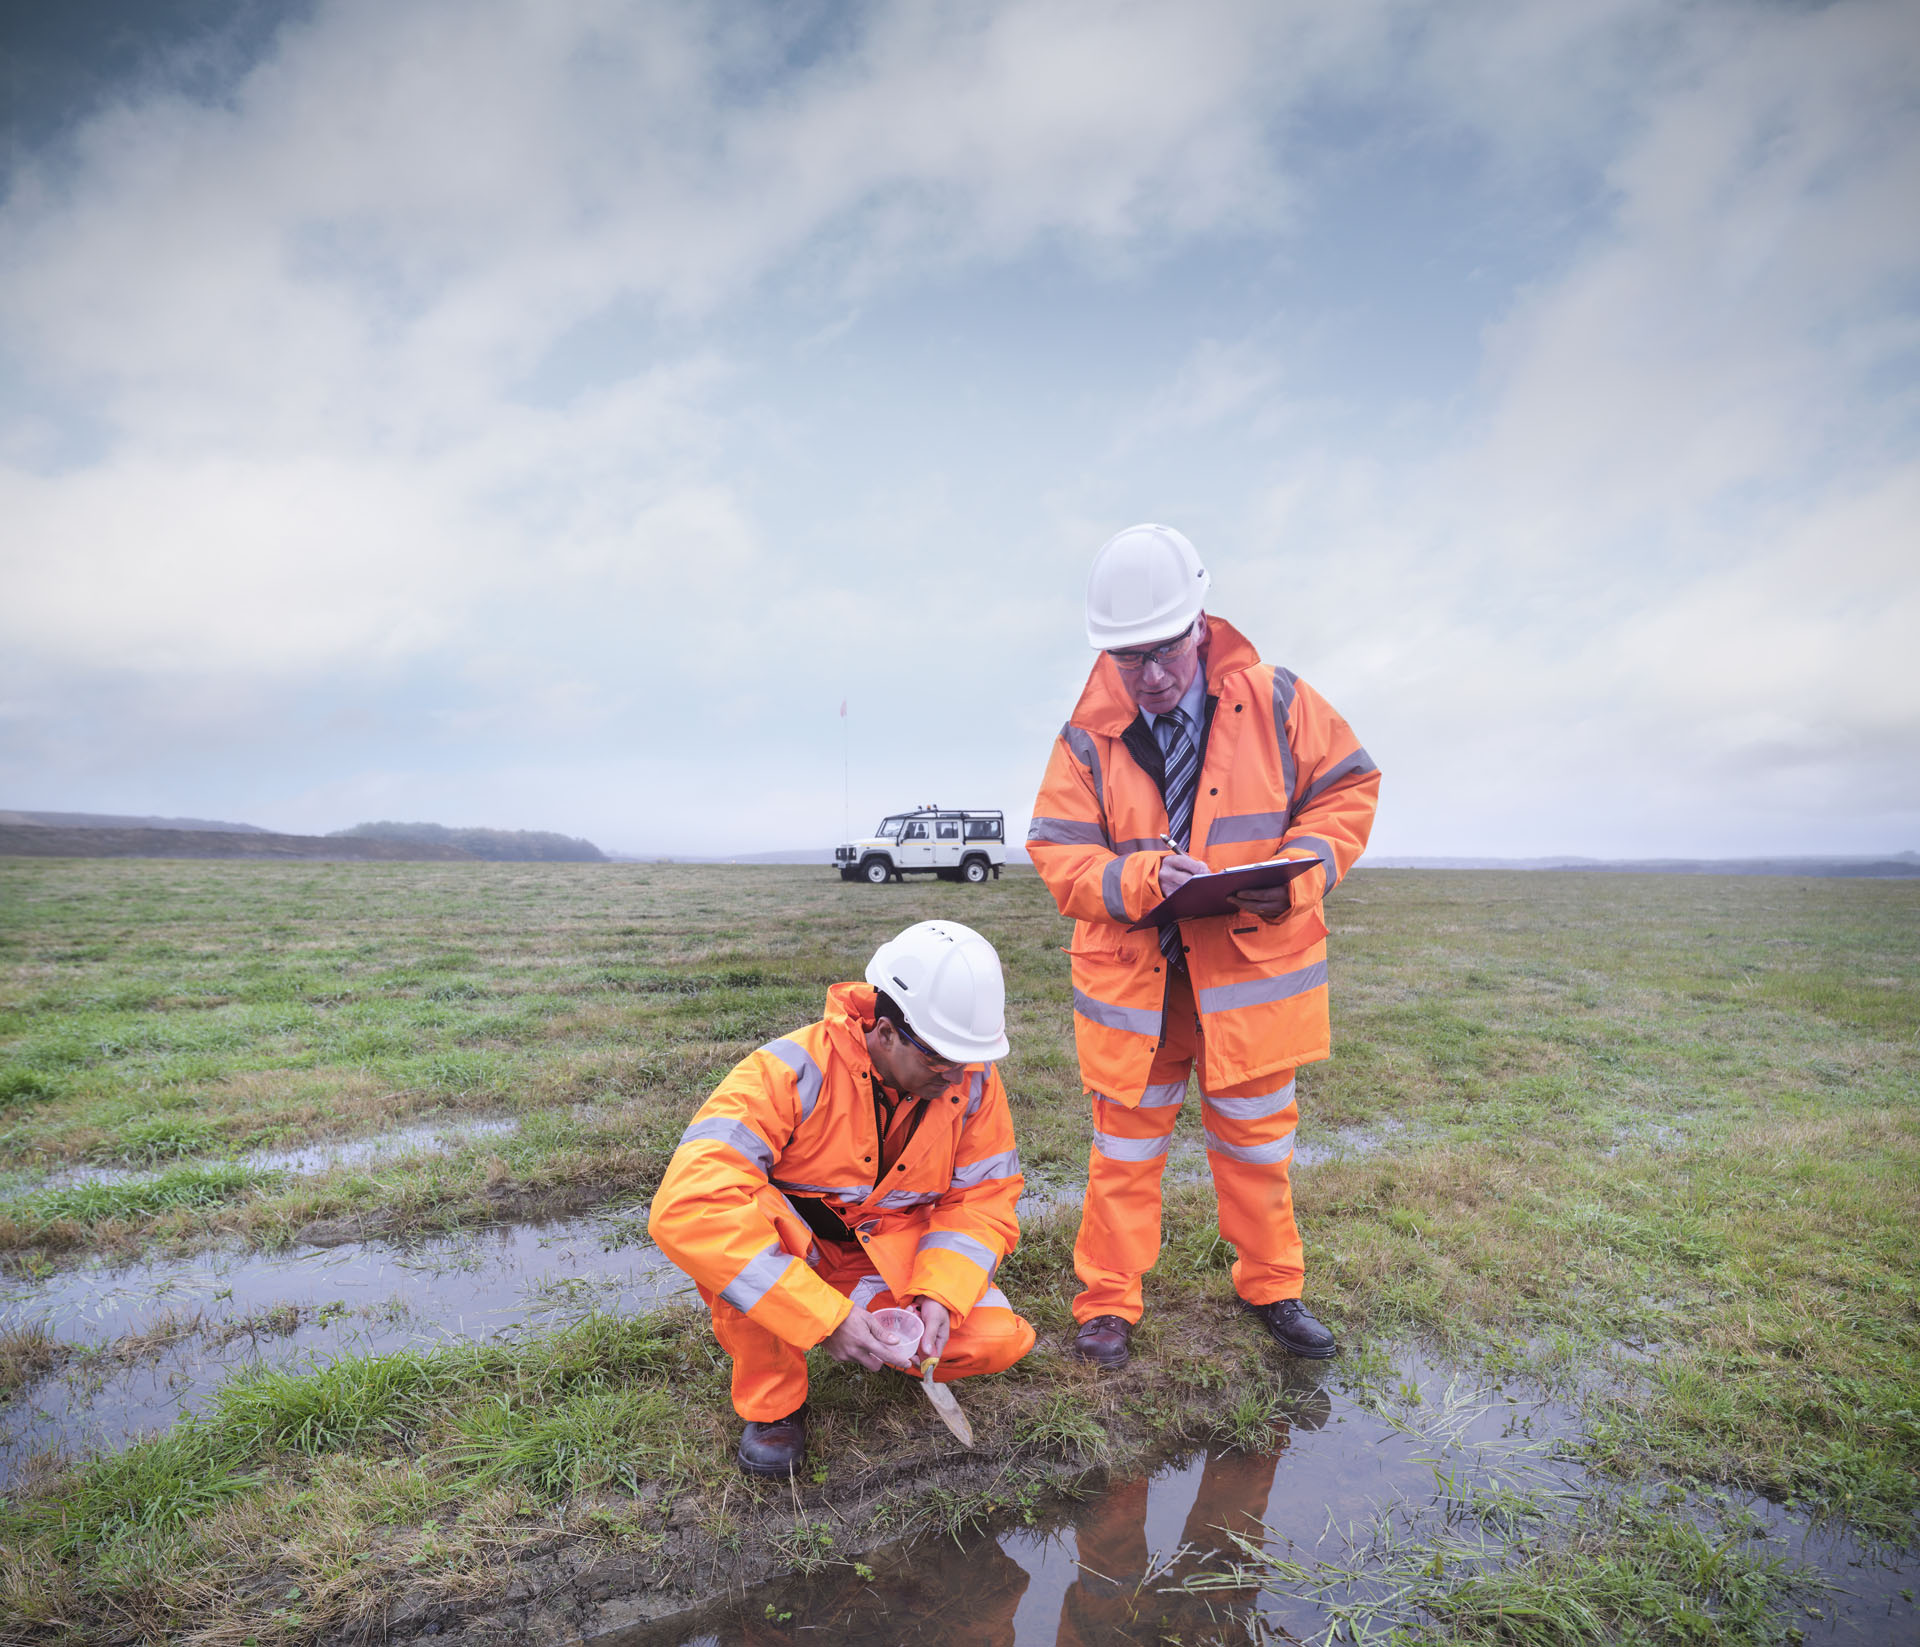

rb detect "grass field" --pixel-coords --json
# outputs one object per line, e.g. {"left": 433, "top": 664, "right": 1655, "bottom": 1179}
{"left": 0, "top": 859, "right": 1915, "bottom": 1643}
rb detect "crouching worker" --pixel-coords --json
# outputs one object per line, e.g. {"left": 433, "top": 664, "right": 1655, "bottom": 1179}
{"left": 648, "top": 921, "right": 1037, "bottom": 1478}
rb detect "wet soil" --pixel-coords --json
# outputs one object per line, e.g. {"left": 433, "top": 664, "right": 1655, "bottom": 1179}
{"left": 0, "top": 1206, "right": 689, "bottom": 1486}
{"left": 309, "top": 1347, "right": 1918, "bottom": 1647}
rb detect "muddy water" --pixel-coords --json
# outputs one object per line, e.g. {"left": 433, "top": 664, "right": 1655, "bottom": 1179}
{"left": 0, "top": 1208, "right": 690, "bottom": 1486}
{"left": 23, "top": 1115, "right": 522, "bottom": 1192}
{"left": 620, "top": 1349, "right": 1918, "bottom": 1647}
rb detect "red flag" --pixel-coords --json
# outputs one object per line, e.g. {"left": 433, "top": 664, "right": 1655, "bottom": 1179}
{"left": 839, "top": 699, "right": 847, "bottom": 717}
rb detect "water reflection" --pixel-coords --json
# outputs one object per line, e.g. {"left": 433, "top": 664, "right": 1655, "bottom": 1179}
{"left": 616, "top": 1350, "right": 1915, "bottom": 1647}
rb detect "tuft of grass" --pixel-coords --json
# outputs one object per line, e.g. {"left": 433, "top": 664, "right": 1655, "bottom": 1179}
{"left": 87, "top": 1114, "right": 221, "bottom": 1165}
{"left": 449, "top": 1385, "right": 688, "bottom": 1500}
{"left": 1010, "top": 1389, "right": 1109, "bottom": 1459}
{"left": 6, "top": 1162, "right": 274, "bottom": 1227}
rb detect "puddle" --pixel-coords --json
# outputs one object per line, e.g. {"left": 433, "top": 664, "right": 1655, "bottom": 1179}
{"left": 617, "top": 1348, "right": 1917, "bottom": 1647}
{"left": 0, "top": 1206, "right": 690, "bottom": 1487}
{"left": 25, "top": 1116, "right": 523, "bottom": 1193}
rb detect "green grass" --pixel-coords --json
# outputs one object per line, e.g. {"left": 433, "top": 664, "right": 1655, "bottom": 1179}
{"left": 0, "top": 860, "right": 1915, "bottom": 1642}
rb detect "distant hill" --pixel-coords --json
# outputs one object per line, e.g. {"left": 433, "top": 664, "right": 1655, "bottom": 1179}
{"left": 332, "top": 821, "right": 606, "bottom": 863}
{"left": 0, "top": 809, "right": 269, "bottom": 833}
{"left": 0, "top": 824, "right": 474, "bottom": 861}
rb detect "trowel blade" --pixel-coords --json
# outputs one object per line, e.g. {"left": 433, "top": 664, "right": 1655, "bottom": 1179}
{"left": 921, "top": 1362, "right": 974, "bottom": 1448}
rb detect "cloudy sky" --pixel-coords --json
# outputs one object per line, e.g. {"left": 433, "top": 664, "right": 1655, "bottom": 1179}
{"left": 2, "top": 0, "right": 1916, "bottom": 858}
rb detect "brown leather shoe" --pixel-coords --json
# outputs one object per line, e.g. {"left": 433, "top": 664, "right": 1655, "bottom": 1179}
{"left": 736, "top": 1405, "right": 808, "bottom": 1477}
{"left": 1071, "top": 1314, "right": 1133, "bottom": 1369}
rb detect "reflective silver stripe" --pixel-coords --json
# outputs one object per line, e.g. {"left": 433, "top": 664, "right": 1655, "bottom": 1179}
{"left": 1197, "top": 961, "right": 1328, "bottom": 1015}
{"left": 950, "top": 1148, "right": 1021, "bottom": 1189}
{"left": 1202, "top": 1080, "right": 1296, "bottom": 1121}
{"left": 1093, "top": 1130, "right": 1173, "bottom": 1162}
{"left": 917, "top": 1229, "right": 997, "bottom": 1272}
{"left": 1028, "top": 816, "right": 1108, "bottom": 847}
{"left": 1287, "top": 834, "right": 1339, "bottom": 889}
{"left": 977, "top": 1285, "right": 1013, "bottom": 1311}
{"left": 1204, "top": 1127, "right": 1296, "bottom": 1166}
{"left": 1063, "top": 724, "right": 1105, "bottom": 812}
{"left": 676, "top": 1116, "right": 773, "bottom": 1176}
{"left": 1074, "top": 987, "right": 1163, "bottom": 1037}
{"left": 1206, "top": 810, "right": 1288, "bottom": 848}
{"left": 1113, "top": 837, "right": 1164, "bottom": 855}
{"left": 759, "top": 1038, "right": 824, "bottom": 1122}
{"left": 771, "top": 1177, "right": 870, "bottom": 1199}
{"left": 964, "top": 1069, "right": 986, "bottom": 1119}
{"left": 1137, "top": 1079, "right": 1187, "bottom": 1109}
{"left": 1270, "top": 669, "right": 1297, "bottom": 803}
{"left": 876, "top": 1188, "right": 941, "bottom": 1210}
{"left": 719, "top": 1240, "right": 796, "bottom": 1313}
{"left": 1101, "top": 858, "right": 1129, "bottom": 921}
{"left": 848, "top": 1272, "right": 890, "bottom": 1310}
{"left": 1297, "top": 749, "right": 1377, "bottom": 810}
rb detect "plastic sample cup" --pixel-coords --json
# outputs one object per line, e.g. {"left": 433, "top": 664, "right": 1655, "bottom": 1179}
{"left": 869, "top": 1306, "right": 924, "bottom": 1365}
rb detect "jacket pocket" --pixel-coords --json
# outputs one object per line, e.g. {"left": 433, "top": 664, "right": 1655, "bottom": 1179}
{"left": 1226, "top": 904, "right": 1327, "bottom": 966}
{"left": 1065, "top": 919, "right": 1143, "bottom": 968}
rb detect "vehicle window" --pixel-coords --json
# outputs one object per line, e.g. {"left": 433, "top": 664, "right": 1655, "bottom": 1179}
{"left": 936, "top": 820, "right": 960, "bottom": 840}
{"left": 965, "top": 818, "right": 1002, "bottom": 840}
{"left": 877, "top": 816, "right": 907, "bottom": 839}
{"left": 902, "top": 821, "right": 928, "bottom": 840}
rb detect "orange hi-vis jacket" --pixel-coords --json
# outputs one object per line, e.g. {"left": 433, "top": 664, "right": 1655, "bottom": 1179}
{"left": 1028, "top": 616, "right": 1380, "bottom": 1106}
{"left": 646, "top": 982, "right": 1024, "bottom": 1350}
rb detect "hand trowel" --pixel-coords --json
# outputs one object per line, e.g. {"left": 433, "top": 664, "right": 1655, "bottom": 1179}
{"left": 918, "top": 1357, "right": 974, "bottom": 1448}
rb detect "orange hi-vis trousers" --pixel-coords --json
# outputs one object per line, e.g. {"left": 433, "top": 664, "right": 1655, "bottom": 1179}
{"left": 1073, "top": 968, "right": 1304, "bottom": 1324}
{"left": 703, "top": 1238, "right": 1036, "bottom": 1422}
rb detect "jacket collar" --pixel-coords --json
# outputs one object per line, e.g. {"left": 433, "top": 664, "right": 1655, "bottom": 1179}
{"left": 823, "top": 981, "right": 878, "bottom": 1074}
{"left": 1067, "top": 614, "right": 1262, "bottom": 736}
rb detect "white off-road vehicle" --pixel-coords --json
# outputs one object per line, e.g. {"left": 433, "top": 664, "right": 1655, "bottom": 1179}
{"left": 835, "top": 808, "right": 1007, "bottom": 885}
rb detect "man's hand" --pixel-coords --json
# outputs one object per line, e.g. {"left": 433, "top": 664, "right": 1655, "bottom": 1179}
{"left": 823, "top": 1306, "right": 894, "bottom": 1371}
{"left": 911, "top": 1297, "right": 952, "bottom": 1363}
{"left": 1158, "top": 853, "right": 1209, "bottom": 896}
{"left": 1230, "top": 881, "right": 1294, "bottom": 919}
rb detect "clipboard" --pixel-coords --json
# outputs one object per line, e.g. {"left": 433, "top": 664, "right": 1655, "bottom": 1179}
{"left": 1128, "top": 856, "right": 1323, "bottom": 931}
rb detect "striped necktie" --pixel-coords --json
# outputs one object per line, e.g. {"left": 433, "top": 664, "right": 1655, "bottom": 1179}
{"left": 1157, "top": 704, "right": 1198, "bottom": 967}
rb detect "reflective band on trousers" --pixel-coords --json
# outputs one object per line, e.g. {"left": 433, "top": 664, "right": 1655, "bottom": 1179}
{"left": 1203, "top": 1127, "right": 1296, "bottom": 1165}
{"left": 1094, "top": 1129, "right": 1173, "bottom": 1162}
{"left": 1073, "top": 987, "right": 1164, "bottom": 1037}
{"left": 720, "top": 1239, "right": 795, "bottom": 1312}
{"left": 1196, "top": 961, "right": 1328, "bottom": 1015}
{"left": 676, "top": 1116, "right": 774, "bottom": 1175}
{"left": 951, "top": 1148, "right": 1021, "bottom": 1189}
{"left": 917, "top": 1229, "right": 998, "bottom": 1272}
{"left": 1135, "top": 1079, "right": 1187, "bottom": 1109}
{"left": 978, "top": 1285, "right": 1013, "bottom": 1311}
{"left": 1201, "top": 1080, "right": 1296, "bottom": 1121}
{"left": 1206, "top": 810, "right": 1288, "bottom": 848}
{"left": 1027, "top": 815, "right": 1108, "bottom": 846}
{"left": 848, "top": 1272, "right": 890, "bottom": 1310}
{"left": 759, "top": 1038, "right": 825, "bottom": 1122}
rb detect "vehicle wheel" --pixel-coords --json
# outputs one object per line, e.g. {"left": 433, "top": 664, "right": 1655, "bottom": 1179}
{"left": 861, "top": 858, "right": 891, "bottom": 885}
{"left": 962, "top": 857, "right": 989, "bottom": 884}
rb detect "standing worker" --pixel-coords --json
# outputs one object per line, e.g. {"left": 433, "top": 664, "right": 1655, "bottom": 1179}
{"left": 1027, "top": 525, "right": 1380, "bottom": 1368}
{"left": 648, "top": 921, "right": 1036, "bottom": 1476}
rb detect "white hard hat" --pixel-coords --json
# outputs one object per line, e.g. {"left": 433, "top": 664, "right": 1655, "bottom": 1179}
{"left": 1085, "top": 523, "right": 1212, "bottom": 649}
{"left": 865, "top": 920, "right": 1010, "bottom": 1063}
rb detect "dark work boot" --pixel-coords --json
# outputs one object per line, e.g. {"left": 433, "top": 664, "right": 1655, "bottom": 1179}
{"left": 1244, "top": 1299, "right": 1338, "bottom": 1359}
{"left": 1071, "top": 1314, "right": 1134, "bottom": 1369}
{"left": 736, "top": 1405, "right": 808, "bottom": 1477}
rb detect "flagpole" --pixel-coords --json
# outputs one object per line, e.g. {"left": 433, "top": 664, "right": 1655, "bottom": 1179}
{"left": 840, "top": 698, "right": 850, "bottom": 843}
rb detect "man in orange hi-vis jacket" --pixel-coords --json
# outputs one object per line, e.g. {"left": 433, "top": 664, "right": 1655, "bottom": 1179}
{"left": 648, "top": 921, "right": 1036, "bottom": 1477}
{"left": 1028, "top": 524, "right": 1379, "bottom": 1369}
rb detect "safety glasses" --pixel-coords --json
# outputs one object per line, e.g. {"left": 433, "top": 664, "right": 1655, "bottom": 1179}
{"left": 1107, "top": 621, "right": 1200, "bottom": 672}
{"left": 894, "top": 1017, "right": 965, "bottom": 1075}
